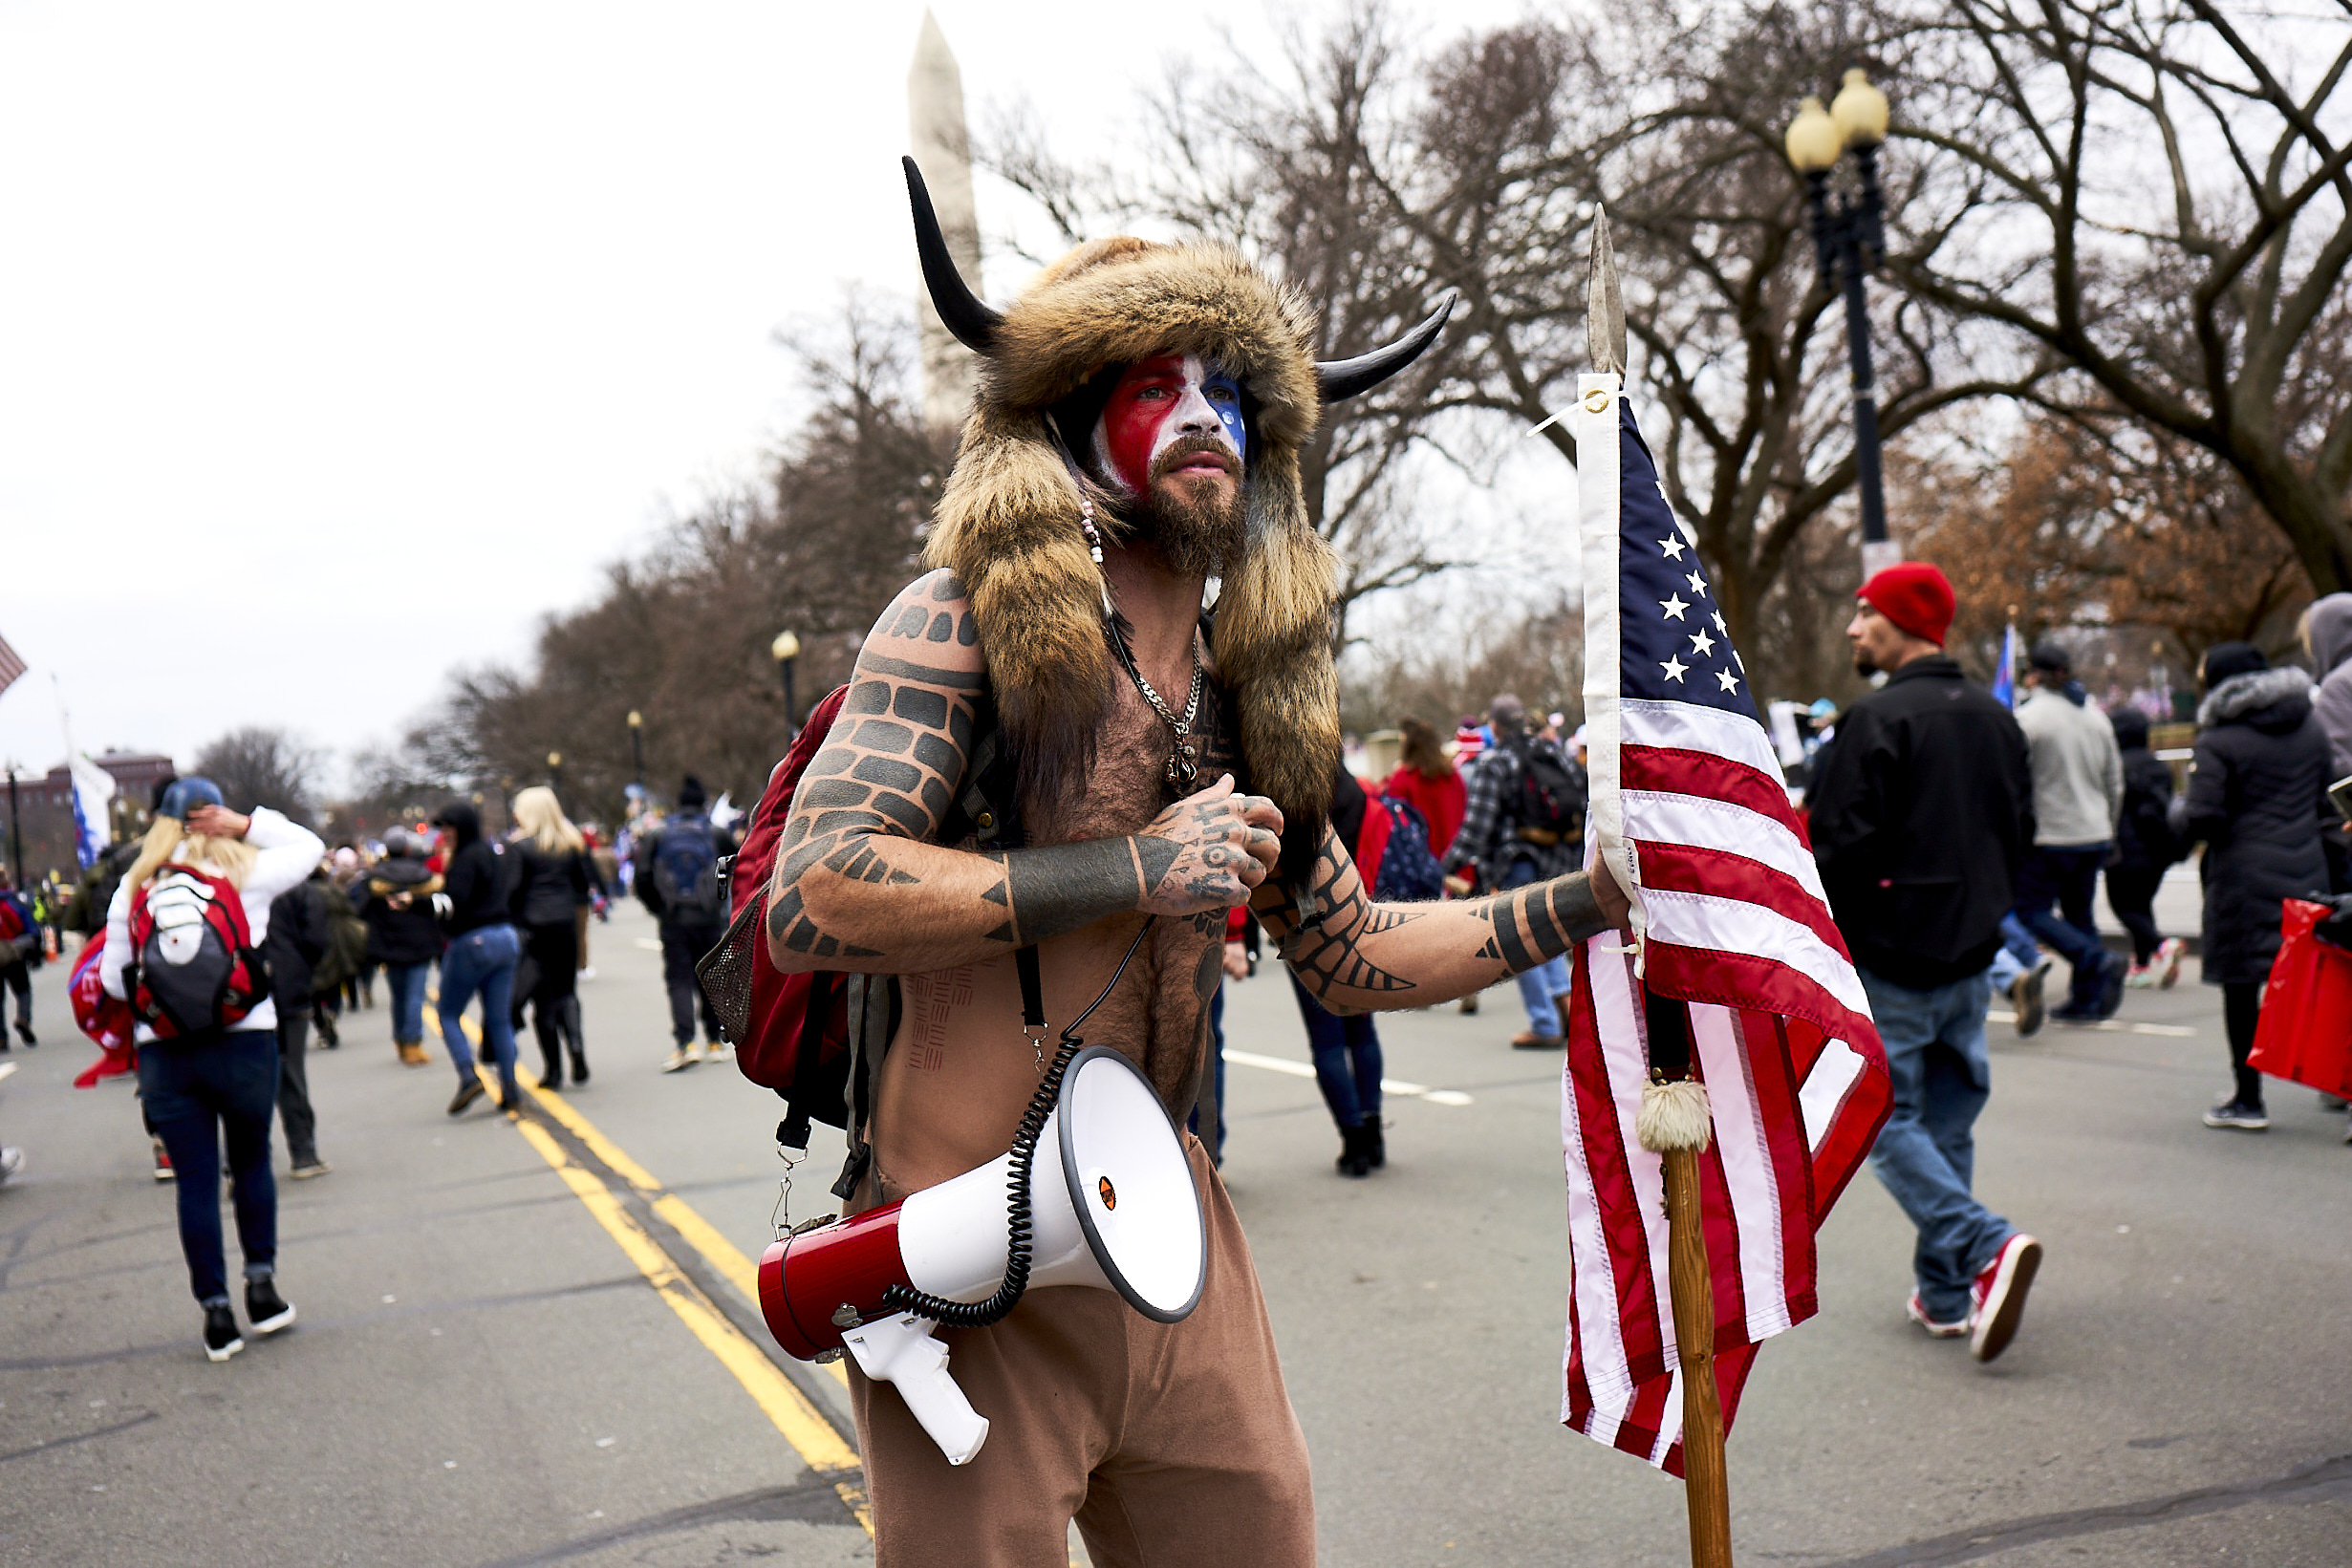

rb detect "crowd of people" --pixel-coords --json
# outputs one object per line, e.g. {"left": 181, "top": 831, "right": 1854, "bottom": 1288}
{"left": 5, "top": 570, "right": 2344, "bottom": 1369}
{"left": 0, "top": 767, "right": 742, "bottom": 1358}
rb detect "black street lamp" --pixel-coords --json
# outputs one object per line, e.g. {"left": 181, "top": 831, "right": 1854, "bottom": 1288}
{"left": 1786, "top": 69, "right": 1900, "bottom": 580}
{"left": 547, "top": 750, "right": 564, "bottom": 797}
{"left": 4, "top": 763, "right": 21, "bottom": 888}
{"left": 626, "top": 710, "right": 645, "bottom": 787}
{"left": 772, "top": 630, "right": 801, "bottom": 740}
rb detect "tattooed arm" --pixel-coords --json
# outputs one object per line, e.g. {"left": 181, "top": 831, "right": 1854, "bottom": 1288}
{"left": 1253, "top": 823, "right": 1631, "bottom": 1016}
{"left": 764, "top": 570, "right": 1284, "bottom": 976}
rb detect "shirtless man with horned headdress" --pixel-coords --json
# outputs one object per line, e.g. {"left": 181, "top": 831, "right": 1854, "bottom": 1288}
{"left": 764, "top": 161, "right": 1630, "bottom": 1566}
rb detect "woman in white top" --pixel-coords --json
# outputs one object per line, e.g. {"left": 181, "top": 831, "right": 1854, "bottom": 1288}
{"left": 101, "top": 777, "right": 323, "bottom": 1363}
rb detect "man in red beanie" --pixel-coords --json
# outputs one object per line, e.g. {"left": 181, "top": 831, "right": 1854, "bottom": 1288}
{"left": 1806, "top": 563, "right": 2047, "bottom": 1364}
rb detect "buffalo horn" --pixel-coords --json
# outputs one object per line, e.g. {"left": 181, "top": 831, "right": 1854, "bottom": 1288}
{"left": 1316, "top": 290, "right": 1458, "bottom": 402}
{"left": 903, "top": 156, "right": 1002, "bottom": 354}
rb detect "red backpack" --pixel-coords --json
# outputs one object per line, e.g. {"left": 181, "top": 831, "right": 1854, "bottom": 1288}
{"left": 696, "top": 680, "right": 1018, "bottom": 1151}
{"left": 125, "top": 867, "right": 270, "bottom": 1042}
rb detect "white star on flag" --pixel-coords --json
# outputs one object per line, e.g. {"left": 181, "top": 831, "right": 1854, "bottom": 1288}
{"left": 1688, "top": 628, "right": 1715, "bottom": 656}
{"left": 1658, "top": 536, "right": 1685, "bottom": 560}
{"left": 1685, "top": 570, "right": 1708, "bottom": 597}
{"left": 1711, "top": 611, "right": 1727, "bottom": 634}
{"left": 1660, "top": 655, "right": 1690, "bottom": 683}
{"left": 1659, "top": 593, "right": 1690, "bottom": 621}
{"left": 1716, "top": 668, "right": 1741, "bottom": 694}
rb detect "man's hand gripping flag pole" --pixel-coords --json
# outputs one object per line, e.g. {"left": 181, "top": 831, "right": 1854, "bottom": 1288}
{"left": 1564, "top": 209, "right": 1892, "bottom": 1568}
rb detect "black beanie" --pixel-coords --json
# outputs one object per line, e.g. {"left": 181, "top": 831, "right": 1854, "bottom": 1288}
{"left": 678, "top": 775, "right": 707, "bottom": 809}
{"left": 2110, "top": 707, "right": 2149, "bottom": 750}
{"left": 2201, "top": 642, "right": 2268, "bottom": 688}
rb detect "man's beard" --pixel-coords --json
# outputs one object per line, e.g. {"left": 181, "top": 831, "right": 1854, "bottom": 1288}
{"left": 1851, "top": 650, "right": 1880, "bottom": 677}
{"left": 1106, "top": 438, "right": 1247, "bottom": 576}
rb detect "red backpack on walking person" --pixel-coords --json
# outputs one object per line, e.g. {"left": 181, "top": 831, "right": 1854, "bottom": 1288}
{"left": 125, "top": 866, "right": 270, "bottom": 1042}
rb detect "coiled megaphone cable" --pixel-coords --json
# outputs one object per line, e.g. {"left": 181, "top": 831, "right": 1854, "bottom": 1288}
{"left": 880, "top": 917, "right": 1158, "bottom": 1330}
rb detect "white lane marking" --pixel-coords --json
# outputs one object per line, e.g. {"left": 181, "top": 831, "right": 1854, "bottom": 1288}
{"left": 634, "top": 938, "right": 664, "bottom": 951}
{"left": 1223, "top": 1049, "right": 1474, "bottom": 1107}
{"left": 0, "top": 1061, "right": 15, "bottom": 1085}
{"left": 1988, "top": 1009, "right": 2195, "bottom": 1039}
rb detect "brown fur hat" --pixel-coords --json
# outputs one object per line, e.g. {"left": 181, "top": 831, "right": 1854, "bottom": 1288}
{"left": 923, "top": 237, "right": 1341, "bottom": 846}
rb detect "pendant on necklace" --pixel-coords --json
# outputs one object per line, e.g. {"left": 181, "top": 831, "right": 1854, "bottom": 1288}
{"left": 1165, "top": 739, "right": 1199, "bottom": 788}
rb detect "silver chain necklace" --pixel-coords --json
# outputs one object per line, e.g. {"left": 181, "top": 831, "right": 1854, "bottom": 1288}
{"left": 1112, "top": 629, "right": 1205, "bottom": 788}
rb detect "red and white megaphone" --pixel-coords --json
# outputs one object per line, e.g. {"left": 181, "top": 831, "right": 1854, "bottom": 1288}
{"left": 758, "top": 1044, "right": 1206, "bottom": 1465}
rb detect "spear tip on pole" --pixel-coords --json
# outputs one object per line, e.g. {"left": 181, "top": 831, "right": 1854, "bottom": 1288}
{"left": 1588, "top": 204, "right": 1627, "bottom": 377}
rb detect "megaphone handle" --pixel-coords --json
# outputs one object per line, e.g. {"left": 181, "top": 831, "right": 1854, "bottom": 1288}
{"left": 841, "top": 1312, "right": 991, "bottom": 1467}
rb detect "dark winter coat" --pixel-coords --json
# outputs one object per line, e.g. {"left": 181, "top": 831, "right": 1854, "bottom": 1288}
{"left": 436, "top": 805, "right": 511, "bottom": 938}
{"left": 358, "top": 855, "right": 444, "bottom": 966}
{"left": 1806, "top": 655, "right": 2036, "bottom": 991}
{"left": 507, "top": 840, "right": 595, "bottom": 929}
{"left": 267, "top": 875, "right": 332, "bottom": 1006}
{"left": 2175, "top": 667, "right": 2334, "bottom": 985}
{"left": 2110, "top": 710, "right": 2181, "bottom": 872}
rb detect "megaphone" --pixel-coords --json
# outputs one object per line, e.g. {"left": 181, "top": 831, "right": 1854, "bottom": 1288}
{"left": 758, "top": 1044, "right": 1206, "bottom": 1465}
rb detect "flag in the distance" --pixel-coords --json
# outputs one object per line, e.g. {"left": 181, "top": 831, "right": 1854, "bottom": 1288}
{"left": 1991, "top": 622, "right": 2019, "bottom": 710}
{"left": 67, "top": 753, "right": 117, "bottom": 869}
{"left": 0, "top": 634, "right": 25, "bottom": 699}
{"left": 1565, "top": 374, "right": 1892, "bottom": 1475}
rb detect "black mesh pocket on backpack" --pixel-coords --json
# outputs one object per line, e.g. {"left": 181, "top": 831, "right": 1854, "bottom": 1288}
{"left": 694, "top": 899, "right": 762, "bottom": 1045}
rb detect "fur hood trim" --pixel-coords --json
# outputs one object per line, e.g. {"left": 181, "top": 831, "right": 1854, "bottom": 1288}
{"left": 923, "top": 238, "right": 1340, "bottom": 846}
{"left": 2199, "top": 665, "right": 2313, "bottom": 730}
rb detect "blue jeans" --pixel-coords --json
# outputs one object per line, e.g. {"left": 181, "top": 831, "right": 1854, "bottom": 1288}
{"left": 1500, "top": 859, "right": 1572, "bottom": 1035}
{"left": 1861, "top": 966, "right": 2016, "bottom": 1322}
{"left": 2015, "top": 845, "right": 2111, "bottom": 1009}
{"left": 1289, "top": 972, "right": 1381, "bottom": 1130}
{"left": 1985, "top": 914, "right": 2040, "bottom": 994}
{"left": 385, "top": 960, "right": 431, "bottom": 1045}
{"left": 138, "top": 1029, "right": 279, "bottom": 1304}
{"left": 438, "top": 925, "right": 521, "bottom": 1095}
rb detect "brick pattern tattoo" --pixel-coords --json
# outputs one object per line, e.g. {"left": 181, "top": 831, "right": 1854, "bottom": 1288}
{"left": 764, "top": 569, "right": 1268, "bottom": 976}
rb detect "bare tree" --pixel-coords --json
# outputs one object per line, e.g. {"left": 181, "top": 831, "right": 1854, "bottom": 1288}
{"left": 410, "top": 296, "right": 941, "bottom": 825}
{"left": 1894, "top": 0, "right": 2352, "bottom": 591}
{"left": 192, "top": 727, "right": 327, "bottom": 827}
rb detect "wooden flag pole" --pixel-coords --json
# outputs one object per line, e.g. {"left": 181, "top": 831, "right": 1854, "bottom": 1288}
{"left": 1639, "top": 995, "right": 1734, "bottom": 1568}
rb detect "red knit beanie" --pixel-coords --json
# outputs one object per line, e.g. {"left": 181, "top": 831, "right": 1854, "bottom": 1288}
{"left": 1857, "top": 562, "right": 1955, "bottom": 646}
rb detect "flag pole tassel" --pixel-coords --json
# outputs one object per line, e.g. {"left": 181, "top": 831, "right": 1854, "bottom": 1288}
{"left": 1638, "top": 995, "right": 1734, "bottom": 1568}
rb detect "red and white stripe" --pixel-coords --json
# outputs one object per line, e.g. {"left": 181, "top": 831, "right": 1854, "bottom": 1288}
{"left": 1564, "top": 373, "right": 1889, "bottom": 1475}
{"left": 0, "top": 634, "right": 25, "bottom": 698}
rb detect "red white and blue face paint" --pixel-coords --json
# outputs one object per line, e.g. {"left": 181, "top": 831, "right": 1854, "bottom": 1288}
{"left": 1090, "top": 354, "right": 1246, "bottom": 497}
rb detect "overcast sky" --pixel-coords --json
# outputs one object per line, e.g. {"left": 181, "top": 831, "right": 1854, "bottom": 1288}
{"left": 0, "top": 0, "right": 1547, "bottom": 784}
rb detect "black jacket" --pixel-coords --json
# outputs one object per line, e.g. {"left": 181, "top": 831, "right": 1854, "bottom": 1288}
{"left": 1806, "top": 656, "right": 2035, "bottom": 990}
{"left": 507, "top": 841, "right": 596, "bottom": 929}
{"left": 2115, "top": 751, "right": 2180, "bottom": 872}
{"left": 358, "top": 855, "right": 443, "bottom": 965}
{"left": 267, "top": 875, "right": 332, "bottom": 1005}
{"left": 2176, "top": 667, "right": 2334, "bottom": 985}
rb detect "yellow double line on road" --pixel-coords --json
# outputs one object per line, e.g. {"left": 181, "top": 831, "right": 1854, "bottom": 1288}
{"left": 424, "top": 1005, "right": 869, "bottom": 1534}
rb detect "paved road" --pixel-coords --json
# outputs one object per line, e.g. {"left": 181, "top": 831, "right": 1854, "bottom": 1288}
{"left": 2, "top": 900, "right": 2345, "bottom": 1566}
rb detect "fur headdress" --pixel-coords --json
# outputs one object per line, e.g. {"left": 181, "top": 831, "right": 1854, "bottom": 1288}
{"left": 904, "top": 160, "right": 1452, "bottom": 861}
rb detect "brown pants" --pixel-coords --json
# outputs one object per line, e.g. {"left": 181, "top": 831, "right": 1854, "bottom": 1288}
{"left": 848, "top": 1138, "right": 1315, "bottom": 1567}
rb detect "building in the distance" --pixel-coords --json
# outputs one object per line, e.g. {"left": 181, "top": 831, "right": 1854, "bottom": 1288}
{"left": 3, "top": 751, "right": 176, "bottom": 883}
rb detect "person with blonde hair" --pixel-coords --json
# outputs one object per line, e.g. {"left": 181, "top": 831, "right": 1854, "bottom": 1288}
{"left": 100, "top": 777, "right": 324, "bottom": 1362}
{"left": 505, "top": 785, "right": 601, "bottom": 1088}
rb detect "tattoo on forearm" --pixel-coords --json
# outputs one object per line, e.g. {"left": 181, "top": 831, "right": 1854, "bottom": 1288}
{"left": 1269, "top": 826, "right": 1419, "bottom": 998}
{"left": 991, "top": 836, "right": 1170, "bottom": 945}
{"left": 1472, "top": 875, "right": 1607, "bottom": 968}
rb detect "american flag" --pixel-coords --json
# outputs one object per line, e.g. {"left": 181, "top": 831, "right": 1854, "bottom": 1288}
{"left": 1564, "top": 377, "right": 1891, "bottom": 1474}
{"left": 0, "top": 634, "right": 25, "bottom": 698}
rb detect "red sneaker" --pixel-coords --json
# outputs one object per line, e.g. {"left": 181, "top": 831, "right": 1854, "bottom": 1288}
{"left": 1968, "top": 1234, "right": 2042, "bottom": 1364}
{"left": 1905, "top": 1292, "right": 1968, "bottom": 1338}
